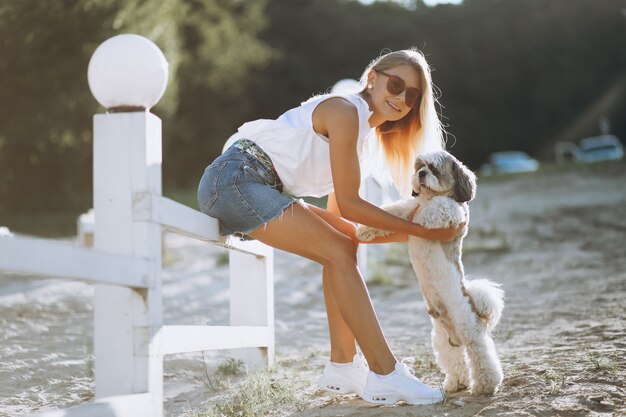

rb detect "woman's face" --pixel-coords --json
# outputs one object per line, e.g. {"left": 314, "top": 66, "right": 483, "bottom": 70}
{"left": 368, "top": 64, "right": 421, "bottom": 122}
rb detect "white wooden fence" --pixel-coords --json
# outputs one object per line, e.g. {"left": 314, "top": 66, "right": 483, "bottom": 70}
{"left": 0, "top": 35, "right": 274, "bottom": 417}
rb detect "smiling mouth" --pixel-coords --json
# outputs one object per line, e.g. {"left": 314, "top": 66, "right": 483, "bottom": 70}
{"left": 386, "top": 100, "right": 401, "bottom": 112}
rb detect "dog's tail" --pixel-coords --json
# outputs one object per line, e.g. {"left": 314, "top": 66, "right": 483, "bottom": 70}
{"left": 464, "top": 278, "right": 505, "bottom": 331}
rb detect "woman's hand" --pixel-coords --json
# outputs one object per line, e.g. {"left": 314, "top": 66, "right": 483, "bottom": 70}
{"left": 411, "top": 222, "right": 466, "bottom": 242}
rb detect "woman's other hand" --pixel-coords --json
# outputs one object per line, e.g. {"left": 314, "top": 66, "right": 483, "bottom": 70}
{"left": 411, "top": 222, "right": 466, "bottom": 242}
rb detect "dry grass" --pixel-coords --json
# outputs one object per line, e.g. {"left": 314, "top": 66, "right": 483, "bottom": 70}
{"left": 190, "top": 366, "right": 309, "bottom": 417}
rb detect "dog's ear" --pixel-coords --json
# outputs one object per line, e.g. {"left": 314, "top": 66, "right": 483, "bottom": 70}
{"left": 452, "top": 159, "right": 477, "bottom": 203}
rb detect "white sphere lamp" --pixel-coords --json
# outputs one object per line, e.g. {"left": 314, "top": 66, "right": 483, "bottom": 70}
{"left": 88, "top": 34, "right": 169, "bottom": 112}
{"left": 331, "top": 78, "right": 361, "bottom": 95}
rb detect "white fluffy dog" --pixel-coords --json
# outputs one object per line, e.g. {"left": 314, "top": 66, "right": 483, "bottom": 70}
{"left": 357, "top": 150, "right": 505, "bottom": 395}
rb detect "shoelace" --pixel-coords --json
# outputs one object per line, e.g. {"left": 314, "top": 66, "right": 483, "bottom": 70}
{"left": 399, "top": 358, "right": 442, "bottom": 396}
{"left": 399, "top": 359, "right": 419, "bottom": 378}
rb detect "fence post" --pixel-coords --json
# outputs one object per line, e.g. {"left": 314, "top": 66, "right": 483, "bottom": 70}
{"left": 88, "top": 34, "right": 169, "bottom": 416}
{"left": 229, "top": 246, "right": 275, "bottom": 369}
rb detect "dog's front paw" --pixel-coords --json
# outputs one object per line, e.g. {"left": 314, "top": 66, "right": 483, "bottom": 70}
{"left": 356, "top": 225, "right": 390, "bottom": 242}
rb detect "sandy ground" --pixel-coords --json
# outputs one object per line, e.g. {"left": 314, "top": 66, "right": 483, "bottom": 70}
{"left": 0, "top": 162, "right": 625, "bottom": 417}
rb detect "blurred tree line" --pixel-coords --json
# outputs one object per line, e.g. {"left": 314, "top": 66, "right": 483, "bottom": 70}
{"left": 0, "top": 0, "right": 624, "bottom": 214}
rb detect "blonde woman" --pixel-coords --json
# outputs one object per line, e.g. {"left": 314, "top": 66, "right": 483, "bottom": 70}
{"left": 198, "top": 49, "right": 460, "bottom": 405}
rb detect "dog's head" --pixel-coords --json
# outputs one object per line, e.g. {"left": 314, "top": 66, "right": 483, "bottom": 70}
{"left": 412, "top": 151, "right": 477, "bottom": 203}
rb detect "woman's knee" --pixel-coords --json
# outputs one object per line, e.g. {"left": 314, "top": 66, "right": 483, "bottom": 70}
{"left": 318, "top": 234, "right": 358, "bottom": 267}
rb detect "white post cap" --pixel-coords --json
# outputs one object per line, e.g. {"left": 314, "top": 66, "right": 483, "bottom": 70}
{"left": 88, "top": 34, "right": 169, "bottom": 112}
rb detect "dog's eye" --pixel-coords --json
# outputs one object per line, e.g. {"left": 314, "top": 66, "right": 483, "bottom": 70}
{"left": 428, "top": 164, "right": 439, "bottom": 176}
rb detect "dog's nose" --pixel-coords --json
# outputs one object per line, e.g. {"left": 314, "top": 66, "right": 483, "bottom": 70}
{"left": 418, "top": 170, "right": 427, "bottom": 179}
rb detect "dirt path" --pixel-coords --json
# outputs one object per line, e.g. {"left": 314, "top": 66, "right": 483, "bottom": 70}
{"left": 1, "top": 163, "right": 624, "bottom": 417}
{"left": 284, "top": 163, "right": 626, "bottom": 417}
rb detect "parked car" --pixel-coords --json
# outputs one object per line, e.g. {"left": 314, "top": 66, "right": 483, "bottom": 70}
{"left": 555, "top": 135, "right": 624, "bottom": 164}
{"left": 578, "top": 135, "right": 624, "bottom": 163}
{"left": 480, "top": 151, "right": 540, "bottom": 176}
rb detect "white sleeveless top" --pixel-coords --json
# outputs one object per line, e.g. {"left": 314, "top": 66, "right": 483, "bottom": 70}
{"left": 227, "top": 93, "right": 374, "bottom": 198}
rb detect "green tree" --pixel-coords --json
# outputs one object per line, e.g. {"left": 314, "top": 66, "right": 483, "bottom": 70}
{"left": 164, "top": 0, "right": 272, "bottom": 187}
{"left": 1, "top": 0, "right": 623, "bottom": 217}
{"left": 0, "top": 0, "right": 183, "bottom": 212}
{"left": 0, "top": 0, "right": 270, "bottom": 213}
{"left": 247, "top": 0, "right": 625, "bottom": 167}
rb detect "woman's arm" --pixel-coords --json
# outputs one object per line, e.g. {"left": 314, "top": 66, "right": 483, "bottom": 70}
{"left": 315, "top": 98, "right": 457, "bottom": 242}
{"left": 326, "top": 192, "right": 408, "bottom": 244}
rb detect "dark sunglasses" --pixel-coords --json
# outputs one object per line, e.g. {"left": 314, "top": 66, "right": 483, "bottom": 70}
{"left": 375, "top": 70, "right": 422, "bottom": 108}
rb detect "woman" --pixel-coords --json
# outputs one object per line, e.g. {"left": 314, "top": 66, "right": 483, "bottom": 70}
{"left": 198, "top": 49, "right": 459, "bottom": 405}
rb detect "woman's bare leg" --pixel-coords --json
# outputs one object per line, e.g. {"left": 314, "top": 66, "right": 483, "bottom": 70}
{"left": 249, "top": 203, "right": 397, "bottom": 374}
{"left": 322, "top": 268, "right": 358, "bottom": 363}
{"left": 305, "top": 203, "right": 409, "bottom": 364}
{"left": 305, "top": 204, "right": 359, "bottom": 363}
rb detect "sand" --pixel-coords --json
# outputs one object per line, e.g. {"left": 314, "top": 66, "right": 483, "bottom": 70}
{"left": 1, "top": 162, "right": 624, "bottom": 417}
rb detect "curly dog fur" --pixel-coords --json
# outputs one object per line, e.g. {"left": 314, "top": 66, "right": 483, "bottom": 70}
{"left": 357, "top": 150, "right": 504, "bottom": 395}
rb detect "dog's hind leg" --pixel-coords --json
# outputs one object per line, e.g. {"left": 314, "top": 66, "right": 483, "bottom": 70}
{"left": 431, "top": 319, "right": 469, "bottom": 393}
{"left": 464, "top": 328, "right": 503, "bottom": 395}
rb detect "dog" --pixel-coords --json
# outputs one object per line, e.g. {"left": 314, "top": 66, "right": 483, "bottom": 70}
{"left": 356, "top": 150, "right": 504, "bottom": 395}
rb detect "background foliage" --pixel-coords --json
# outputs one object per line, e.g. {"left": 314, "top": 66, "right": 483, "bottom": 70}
{"left": 0, "top": 0, "right": 624, "bottom": 215}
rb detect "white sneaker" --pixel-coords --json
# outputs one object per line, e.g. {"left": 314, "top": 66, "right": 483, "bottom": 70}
{"left": 362, "top": 361, "right": 444, "bottom": 405}
{"left": 317, "top": 354, "right": 369, "bottom": 395}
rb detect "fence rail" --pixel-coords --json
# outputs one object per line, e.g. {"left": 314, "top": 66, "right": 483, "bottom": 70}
{"left": 0, "top": 234, "right": 152, "bottom": 288}
{"left": 32, "top": 393, "right": 156, "bottom": 417}
{"left": 156, "top": 325, "right": 273, "bottom": 355}
{"left": 133, "top": 192, "right": 272, "bottom": 258}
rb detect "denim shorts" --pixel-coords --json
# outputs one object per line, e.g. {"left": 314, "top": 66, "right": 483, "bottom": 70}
{"left": 197, "top": 140, "right": 297, "bottom": 240}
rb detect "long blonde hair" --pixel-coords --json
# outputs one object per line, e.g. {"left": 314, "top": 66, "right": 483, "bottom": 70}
{"left": 359, "top": 49, "right": 444, "bottom": 197}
